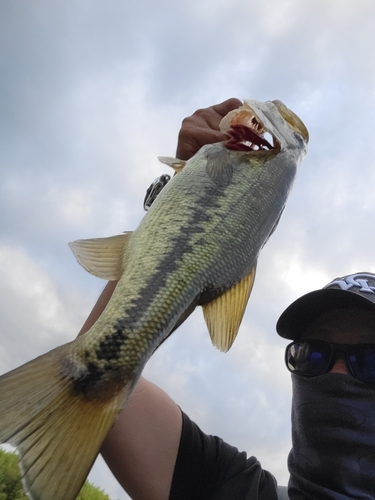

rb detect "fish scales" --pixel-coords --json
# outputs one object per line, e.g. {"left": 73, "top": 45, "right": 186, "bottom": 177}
{"left": 70, "top": 149, "right": 286, "bottom": 381}
{"left": 0, "top": 99, "right": 308, "bottom": 500}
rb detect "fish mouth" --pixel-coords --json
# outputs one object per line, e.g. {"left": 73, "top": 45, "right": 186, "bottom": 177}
{"left": 220, "top": 102, "right": 279, "bottom": 153}
{"left": 220, "top": 100, "right": 309, "bottom": 153}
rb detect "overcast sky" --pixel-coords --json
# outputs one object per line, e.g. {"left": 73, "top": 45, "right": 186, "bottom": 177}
{"left": 2, "top": 1, "right": 375, "bottom": 498}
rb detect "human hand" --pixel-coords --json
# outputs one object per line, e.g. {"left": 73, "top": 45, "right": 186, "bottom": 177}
{"left": 176, "top": 98, "right": 242, "bottom": 161}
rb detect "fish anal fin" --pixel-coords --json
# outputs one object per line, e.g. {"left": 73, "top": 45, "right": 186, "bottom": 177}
{"left": 0, "top": 345, "right": 130, "bottom": 500}
{"left": 202, "top": 266, "right": 256, "bottom": 352}
{"left": 69, "top": 232, "right": 132, "bottom": 280}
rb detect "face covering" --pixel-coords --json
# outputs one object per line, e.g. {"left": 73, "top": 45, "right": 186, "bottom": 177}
{"left": 288, "top": 373, "right": 375, "bottom": 499}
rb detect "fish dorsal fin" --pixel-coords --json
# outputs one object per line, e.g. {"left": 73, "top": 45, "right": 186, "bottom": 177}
{"left": 202, "top": 266, "right": 256, "bottom": 352}
{"left": 158, "top": 156, "right": 186, "bottom": 173}
{"left": 69, "top": 232, "right": 132, "bottom": 280}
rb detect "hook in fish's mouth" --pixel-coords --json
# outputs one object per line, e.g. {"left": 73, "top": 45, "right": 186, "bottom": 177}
{"left": 220, "top": 105, "right": 279, "bottom": 153}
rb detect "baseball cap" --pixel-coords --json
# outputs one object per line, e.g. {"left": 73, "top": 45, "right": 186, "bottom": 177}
{"left": 276, "top": 272, "right": 375, "bottom": 340}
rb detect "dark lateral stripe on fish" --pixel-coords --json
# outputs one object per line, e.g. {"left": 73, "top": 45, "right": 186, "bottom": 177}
{"left": 77, "top": 156, "right": 292, "bottom": 382}
{"left": 68, "top": 336, "right": 129, "bottom": 398}
{"left": 96, "top": 330, "right": 127, "bottom": 361}
{"left": 72, "top": 362, "right": 106, "bottom": 395}
{"left": 112, "top": 182, "right": 234, "bottom": 335}
{"left": 68, "top": 181, "right": 227, "bottom": 397}
{"left": 74, "top": 151, "right": 294, "bottom": 393}
{"left": 108, "top": 153, "right": 282, "bottom": 345}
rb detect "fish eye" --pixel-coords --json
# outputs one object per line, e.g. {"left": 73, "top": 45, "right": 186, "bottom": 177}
{"left": 293, "top": 132, "right": 305, "bottom": 147}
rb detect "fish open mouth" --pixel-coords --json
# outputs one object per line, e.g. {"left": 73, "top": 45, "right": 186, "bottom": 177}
{"left": 220, "top": 105, "right": 278, "bottom": 153}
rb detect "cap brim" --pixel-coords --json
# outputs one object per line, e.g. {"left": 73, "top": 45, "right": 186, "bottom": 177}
{"left": 276, "top": 288, "right": 375, "bottom": 340}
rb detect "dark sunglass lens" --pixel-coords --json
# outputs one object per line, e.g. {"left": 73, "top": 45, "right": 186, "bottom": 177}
{"left": 286, "top": 341, "right": 331, "bottom": 376}
{"left": 349, "top": 346, "right": 375, "bottom": 384}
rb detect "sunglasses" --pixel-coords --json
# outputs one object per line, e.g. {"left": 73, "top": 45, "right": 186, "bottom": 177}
{"left": 285, "top": 340, "right": 375, "bottom": 384}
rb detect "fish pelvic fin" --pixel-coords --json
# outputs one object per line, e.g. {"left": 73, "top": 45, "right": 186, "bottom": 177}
{"left": 0, "top": 344, "right": 128, "bottom": 500}
{"left": 202, "top": 266, "right": 257, "bottom": 352}
{"left": 69, "top": 232, "right": 132, "bottom": 280}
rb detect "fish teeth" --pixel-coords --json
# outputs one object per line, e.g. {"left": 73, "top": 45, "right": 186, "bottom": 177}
{"left": 225, "top": 124, "right": 273, "bottom": 152}
{"left": 250, "top": 116, "right": 265, "bottom": 135}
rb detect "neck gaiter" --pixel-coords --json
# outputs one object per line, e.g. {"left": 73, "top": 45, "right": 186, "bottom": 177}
{"left": 288, "top": 374, "right": 375, "bottom": 499}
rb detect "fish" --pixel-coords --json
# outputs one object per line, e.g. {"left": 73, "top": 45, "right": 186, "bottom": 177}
{"left": 0, "top": 99, "right": 308, "bottom": 500}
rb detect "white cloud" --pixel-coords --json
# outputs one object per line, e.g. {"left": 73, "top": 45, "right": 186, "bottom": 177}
{"left": 0, "top": 244, "right": 88, "bottom": 368}
{"left": 2, "top": 0, "right": 375, "bottom": 496}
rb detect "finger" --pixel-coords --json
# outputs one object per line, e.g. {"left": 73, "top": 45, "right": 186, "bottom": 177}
{"left": 193, "top": 98, "right": 243, "bottom": 131}
{"left": 211, "top": 98, "right": 243, "bottom": 117}
{"left": 175, "top": 98, "right": 242, "bottom": 160}
{"left": 176, "top": 127, "right": 226, "bottom": 160}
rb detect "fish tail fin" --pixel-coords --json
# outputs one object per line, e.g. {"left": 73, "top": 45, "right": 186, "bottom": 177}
{"left": 0, "top": 344, "right": 129, "bottom": 500}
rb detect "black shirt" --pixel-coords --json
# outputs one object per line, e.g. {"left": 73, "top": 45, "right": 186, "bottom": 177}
{"left": 170, "top": 412, "right": 278, "bottom": 500}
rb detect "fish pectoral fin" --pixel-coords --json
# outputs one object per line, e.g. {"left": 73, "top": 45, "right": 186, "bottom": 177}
{"left": 158, "top": 156, "right": 186, "bottom": 173}
{"left": 0, "top": 343, "right": 129, "bottom": 500}
{"left": 202, "top": 266, "right": 257, "bottom": 352}
{"left": 205, "top": 147, "right": 233, "bottom": 187}
{"left": 69, "top": 232, "right": 132, "bottom": 280}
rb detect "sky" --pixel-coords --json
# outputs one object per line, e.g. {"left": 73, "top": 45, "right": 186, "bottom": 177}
{"left": 1, "top": 0, "right": 375, "bottom": 498}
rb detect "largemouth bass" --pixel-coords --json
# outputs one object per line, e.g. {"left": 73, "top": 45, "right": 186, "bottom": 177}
{"left": 0, "top": 99, "right": 308, "bottom": 500}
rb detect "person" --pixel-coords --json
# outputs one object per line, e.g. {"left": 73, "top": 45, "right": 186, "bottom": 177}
{"left": 78, "top": 100, "right": 375, "bottom": 499}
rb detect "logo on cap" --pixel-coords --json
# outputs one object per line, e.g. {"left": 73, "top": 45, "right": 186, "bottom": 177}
{"left": 325, "top": 273, "right": 375, "bottom": 294}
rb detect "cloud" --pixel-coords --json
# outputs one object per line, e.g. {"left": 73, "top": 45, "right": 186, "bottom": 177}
{"left": 2, "top": 0, "right": 375, "bottom": 497}
{"left": 0, "top": 243, "right": 88, "bottom": 367}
